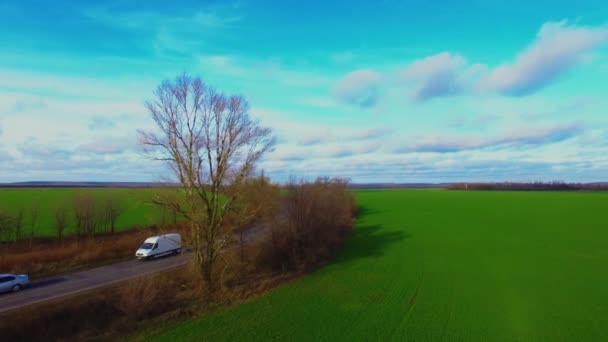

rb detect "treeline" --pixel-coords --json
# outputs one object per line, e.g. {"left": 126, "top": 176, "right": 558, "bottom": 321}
{"left": 447, "top": 181, "right": 608, "bottom": 191}
{"left": 0, "top": 191, "right": 127, "bottom": 244}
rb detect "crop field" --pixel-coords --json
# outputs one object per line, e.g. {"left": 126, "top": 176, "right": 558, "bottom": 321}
{"left": 150, "top": 189, "right": 608, "bottom": 341}
{"left": 0, "top": 188, "right": 168, "bottom": 238}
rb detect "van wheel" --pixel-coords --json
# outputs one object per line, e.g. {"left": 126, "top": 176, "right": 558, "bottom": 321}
{"left": 12, "top": 284, "right": 22, "bottom": 292}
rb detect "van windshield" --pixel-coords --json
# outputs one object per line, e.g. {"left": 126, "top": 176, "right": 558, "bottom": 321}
{"left": 140, "top": 243, "right": 154, "bottom": 250}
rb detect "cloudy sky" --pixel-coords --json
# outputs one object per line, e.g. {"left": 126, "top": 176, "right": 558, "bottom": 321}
{"left": 1, "top": 0, "right": 607, "bottom": 183}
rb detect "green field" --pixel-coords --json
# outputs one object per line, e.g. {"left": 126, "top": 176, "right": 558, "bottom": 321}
{"left": 0, "top": 188, "right": 167, "bottom": 238}
{"left": 150, "top": 189, "right": 608, "bottom": 341}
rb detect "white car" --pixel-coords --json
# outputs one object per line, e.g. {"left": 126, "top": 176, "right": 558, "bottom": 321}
{"left": 0, "top": 274, "right": 29, "bottom": 293}
{"left": 135, "top": 233, "right": 182, "bottom": 260}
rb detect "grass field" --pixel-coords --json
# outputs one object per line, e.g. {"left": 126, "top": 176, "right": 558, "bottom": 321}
{"left": 149, "top": 189, "right": 608, "bottom": 341}
{"left": 0, "top": 188, "right": 166, "bottom": 238}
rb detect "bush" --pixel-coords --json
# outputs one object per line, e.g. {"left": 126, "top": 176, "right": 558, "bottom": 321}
{"left": 255, "top": 177, "right": 356, "bottom": 272}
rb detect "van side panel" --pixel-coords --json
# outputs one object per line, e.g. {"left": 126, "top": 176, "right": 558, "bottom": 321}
{"left": 149, "top": 235, "right": 181, "bottom": 257}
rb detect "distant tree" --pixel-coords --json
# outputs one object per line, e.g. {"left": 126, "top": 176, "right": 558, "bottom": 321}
{"left": 12, "top": 208, "right": 24, "bottom": 241}
{"left": 0, "top": 210, "right": 14, "bottom": 242}
{"left": 139, "top": 74, "right": 275, "bottom": 292}
{"left": 29, "top": 202, "right": 40, "bottom": 249}
{"left": 74, "top": 192, "right": 98, "bottom": 238}
{"left": 152, "top": 188, "right": 182, "bottom": 228}
{"left": 104, "top": 194, "right": 124, "bottom": 234}
{"left": 54, "top": 204, "right": 69, "bottom": 242}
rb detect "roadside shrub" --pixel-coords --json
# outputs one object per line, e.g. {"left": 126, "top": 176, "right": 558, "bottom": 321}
{"left": 0, "top": 270, "right": 199, "bottom": 342}
{"left": 255, "top": 177, "right": 356, "bottom": 273}
{"left": 116, "top": 275, "right": 163, "bottom": 320}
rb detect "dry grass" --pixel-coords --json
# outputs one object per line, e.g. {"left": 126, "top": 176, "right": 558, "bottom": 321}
{"left": 0, "top": 269, "right": 199, "bottom": 342}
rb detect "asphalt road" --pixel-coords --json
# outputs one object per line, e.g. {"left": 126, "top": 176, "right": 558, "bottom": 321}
{"left": 0, "top": 253, "right": 189, "bottom": 314}
{"left": 0, "top": 217, "right": 274, "bottom": 314}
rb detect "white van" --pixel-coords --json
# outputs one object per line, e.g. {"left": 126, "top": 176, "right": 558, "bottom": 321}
{"left": 135, "top": 233, "right": 182, "bottom": 260}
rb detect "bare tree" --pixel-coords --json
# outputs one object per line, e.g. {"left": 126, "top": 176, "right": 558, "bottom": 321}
{"left": 139, "top": 74, "right": 275, "bottom": 291}
{"left": 152, "top": 188, "right": 182, "bottom": 227}
{"left": 54, "top": 205, "right": 69, "bottom": 242}
{"left": 74, "top": 192, "right": 98, "bottom": 238}
{"left": 29, "top": 202, "right": 39, "bottom": 249}
{"left": 104, "top": 194, "right": 124, "bottom": 234}
{"left": 12, "top": 208, "right": 24, "bottom": 241}
{"left": 0, "top": 210, "right": 14, "bottom": 242}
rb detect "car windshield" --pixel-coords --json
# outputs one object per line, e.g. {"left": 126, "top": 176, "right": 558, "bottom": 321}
{"left": 140, "top": 242, "right": 154, "bottom": 250}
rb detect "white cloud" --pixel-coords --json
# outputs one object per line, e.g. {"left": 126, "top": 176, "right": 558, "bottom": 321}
{"left": 195, "top": 55, "right": 334, "bottom": 90}
{"left": 88, "top": 116, "right": 117, "bottom": 130}
{"left": 2, "top": 16, "right": 607, "bottom": 183}
{"left": 77, "top": 136, "right": 138, "bottom": 155}
{"left": 332, "top": 69, "right": 383, "bottom": 108}
{"left": 400, "top": 52, "right": 467, "bottom": 102}
{"left": 0, "top": 149, "right": 12, "bottom": 162}
{"left": 478, "top": 20, "right": 608, "bottom": 95}
{"left": 401, "top": 52, "right": 465, "bottom": 80}
{"left": 250, "top": 107, "right": 392, "bottom": 147}
{"left": 329, "top": 21, "right": 608, "bottom": 105}
{"left": 16, "top": 139, "right": 72, "bottom": 159}
{"left": 395, "top": 123, "right": 583, "bottom": 153}
{"left": 0, "top": 69, "right": 152, "bottom": 100}
{"left": 260, "top": 145, "right": 608, "bottom": 183}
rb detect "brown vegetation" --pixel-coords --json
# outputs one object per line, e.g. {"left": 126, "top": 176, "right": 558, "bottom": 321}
{"left": 255, "top": 177, "right": 356, "bottom": 273}
{"left": 103, "top": 193, "right": 125, "bottom": 234}
{"left": 72, "top": 191, "right": 128, "bottom": 237}
{"left": 0, "top": 270, "right": 199, "bottom": 342}
{"left": 54, "top": 204, "right": 69, "bottom": 242}
{"left": 228, "top": 171, "right": 281, "bottom": 265}
{"left": 0, "top": 224, "right": 187, "bottom": 279}
{"left": 28, "top": 202, "right": 39, "bottom": 249}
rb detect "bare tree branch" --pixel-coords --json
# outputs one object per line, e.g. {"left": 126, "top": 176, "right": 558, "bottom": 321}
{"left": 138, "top": 74, "right": 275, "bottom": 292}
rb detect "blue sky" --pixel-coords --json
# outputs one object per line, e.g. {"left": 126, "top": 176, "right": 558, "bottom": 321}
{"left": 1, "top": 0, "right": 607, "bottom": 183}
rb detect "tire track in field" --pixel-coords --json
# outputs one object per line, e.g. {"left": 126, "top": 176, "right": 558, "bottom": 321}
{"left": 439, "top": 274, "right": 456, "bottom": 341}
{"left": 387, "top": 263, "right": 426, "bottom": 341}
